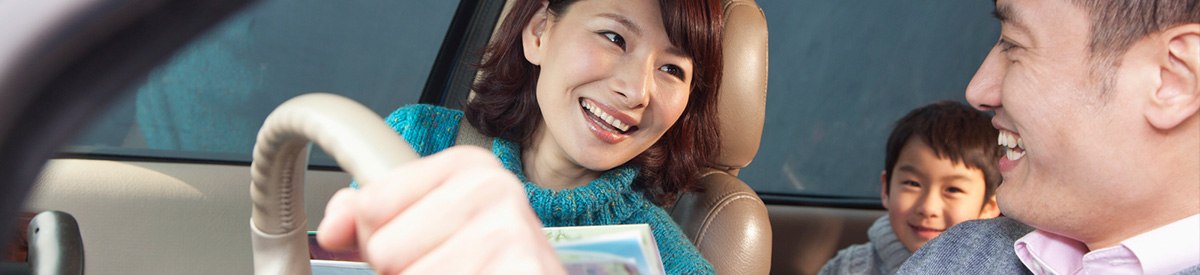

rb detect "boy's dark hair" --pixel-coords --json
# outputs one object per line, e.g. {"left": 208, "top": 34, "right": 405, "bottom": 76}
{"left": 883, "top": 101, "right": 1002, "bottom": 206}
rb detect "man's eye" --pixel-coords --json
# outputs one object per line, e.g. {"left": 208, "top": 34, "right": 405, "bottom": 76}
{"left": 997, "top": 38, "right": 1018, "bottom": 52}
{"left": 601, "top": 31, "right": 625, "bottom": 50}
{"left": 659, "top": 65, "right": 685, "bottom": 80}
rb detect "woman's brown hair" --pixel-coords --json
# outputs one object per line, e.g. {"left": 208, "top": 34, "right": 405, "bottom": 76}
{"left": 465, "top": 0, "right": 724, "bottom": 206}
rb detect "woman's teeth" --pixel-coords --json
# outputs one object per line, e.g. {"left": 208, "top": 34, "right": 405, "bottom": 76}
{"left": 998, "top": 130, "right": 1025, "bottom": 161}
{"left": 582, "top": 101, "right": 631, "bottom": 132}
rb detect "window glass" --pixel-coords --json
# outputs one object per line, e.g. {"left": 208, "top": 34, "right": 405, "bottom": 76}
{"left": 67, "top": 0, "right": 461, "bottom": 166}
{"left": 740, "top": 1, "right": 1000, "bottom": 200}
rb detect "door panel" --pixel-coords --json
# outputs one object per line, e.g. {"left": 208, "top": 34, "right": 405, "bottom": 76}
{"left": 26, "top": 159, "right": 348, "bottom": 275}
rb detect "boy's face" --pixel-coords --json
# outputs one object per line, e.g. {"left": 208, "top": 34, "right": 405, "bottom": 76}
{"left": 881, "top": 138, "right": 1000, "bottom": 253}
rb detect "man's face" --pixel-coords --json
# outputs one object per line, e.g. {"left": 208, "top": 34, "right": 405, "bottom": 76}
{"left": 965, "top": 0, "right": 1157, "bottom": 243}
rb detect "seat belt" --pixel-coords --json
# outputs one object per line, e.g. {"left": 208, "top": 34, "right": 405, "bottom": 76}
{"left": 454, "top": 115, "right": 493, "bottom": 150}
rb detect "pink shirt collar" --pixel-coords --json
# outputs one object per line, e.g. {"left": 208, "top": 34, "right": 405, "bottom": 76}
{"left": 1014, "top": 214, "right": 1199, "bottom": 275}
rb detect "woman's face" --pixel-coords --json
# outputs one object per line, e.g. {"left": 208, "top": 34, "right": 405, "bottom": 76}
{"left": 523, "top": 0, "right": 693, "bottom": 171}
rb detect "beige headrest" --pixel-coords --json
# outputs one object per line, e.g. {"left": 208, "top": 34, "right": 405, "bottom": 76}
{"left": 712, "top": 0, "right": 768, "bottom": 173}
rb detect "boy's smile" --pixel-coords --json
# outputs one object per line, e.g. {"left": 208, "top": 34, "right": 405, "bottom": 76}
{"left": 909, "top": 224, "right": 944, "bottom": 240}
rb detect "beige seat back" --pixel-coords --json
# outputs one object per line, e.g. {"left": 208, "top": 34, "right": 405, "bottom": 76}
{"left": 665, "top": 0, "right": 771, "bottom": 274}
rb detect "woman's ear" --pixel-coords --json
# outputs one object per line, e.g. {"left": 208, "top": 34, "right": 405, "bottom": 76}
{"left": 979, "top": 196, "right": 1001, "bottom": 219}
{"left": 1146, "top": 24, "right": 1200, "bottom": 131}
{"left": 879, "top": 170, "right": 890, "bottom": 209}
{"left": 522, "top": 1, "right": 551, "bottom": 66}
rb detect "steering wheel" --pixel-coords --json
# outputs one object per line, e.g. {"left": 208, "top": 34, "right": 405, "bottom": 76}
{"left": 248, "top": 93, "right": 419, "bottom": 274}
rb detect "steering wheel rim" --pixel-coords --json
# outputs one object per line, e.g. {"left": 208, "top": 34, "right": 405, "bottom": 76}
{"left": 249, "top": 93, "right": 418, "bottom": 274}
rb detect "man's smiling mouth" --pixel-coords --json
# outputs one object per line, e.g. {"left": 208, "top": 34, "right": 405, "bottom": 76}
{"left": 999, "top": 130, "right": 1025, "bottom": 161}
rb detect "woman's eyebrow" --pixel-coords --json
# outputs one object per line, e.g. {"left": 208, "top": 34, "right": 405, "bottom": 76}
{"left": 597, "top": 12, "right": 687, "bottom": 59}
{"left": 598, "top": 13, "right": 641, "bottom": 37}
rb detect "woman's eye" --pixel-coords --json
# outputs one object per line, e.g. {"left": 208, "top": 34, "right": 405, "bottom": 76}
{"left": 659, "top": 65, "right": 685, "bottom": 80}
{"left": 601, "top": 31, "right": 625, "bottom": 50}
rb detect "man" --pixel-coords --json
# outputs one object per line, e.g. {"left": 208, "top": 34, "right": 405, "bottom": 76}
{"left": 899, "top": 0, "right": 1199, "bottom": 274}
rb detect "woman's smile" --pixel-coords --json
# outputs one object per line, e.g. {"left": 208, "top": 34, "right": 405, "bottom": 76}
{"left": 580, "top": 98, "right": 639, "bottom": 143}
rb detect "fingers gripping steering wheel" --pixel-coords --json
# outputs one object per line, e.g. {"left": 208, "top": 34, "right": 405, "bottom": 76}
{"left": 249, "top": 93, "right": 418, "bottom": 274}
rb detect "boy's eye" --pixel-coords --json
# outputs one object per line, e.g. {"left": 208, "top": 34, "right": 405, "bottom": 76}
{"left": 901, "top": 180, "right": 920, "bottom": 187}
{"left": 601, "top": 31, "right": 626, "bottom": 50}
{"left": 946, "top": 187, "right": 964, "bottom": 194}
{"left": 659, "top": 64, "right": 685, "bottom": 80}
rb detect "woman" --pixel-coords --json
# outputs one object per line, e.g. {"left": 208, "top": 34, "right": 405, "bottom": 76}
{"left": 318, "top": 0, "right": 723, "bottom": 273}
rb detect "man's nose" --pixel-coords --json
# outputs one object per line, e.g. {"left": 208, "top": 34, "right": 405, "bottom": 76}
{"left": 965, "top": 45, "right": 1005, "bottom": 111}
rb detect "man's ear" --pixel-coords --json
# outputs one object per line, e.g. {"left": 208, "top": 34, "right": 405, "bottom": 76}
{"left": 979, "top": 196, "right": 1001, "bottom": 219}
{"left": 522, "top": 1, "right": 551, "bottom": 66}
{"left": 1147, "top": 23, "right": 1200, "bottom": 131}
{"left": 879, "top": 170, "right": 890, "bottom": 209}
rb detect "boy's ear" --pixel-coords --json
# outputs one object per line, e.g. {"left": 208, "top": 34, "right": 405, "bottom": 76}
{"left": 978, "top": 196, "right": 1001, "bottom": 219}
{"left": 879, "top": 170, "right": 890, "bottom": 209}
{"left": 1146, "top": 23, "right": 1200, "bottom": 131}
{"left": 522, "top": 1, "right": 551, "bottom": 66}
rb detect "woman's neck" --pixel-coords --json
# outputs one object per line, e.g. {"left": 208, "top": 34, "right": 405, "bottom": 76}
{"left": 522, "top": 124, "right": 601, "bottom": 190}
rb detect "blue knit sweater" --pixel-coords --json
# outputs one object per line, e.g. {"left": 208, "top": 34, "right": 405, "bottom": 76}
{"left": 383, "top": 104, "right": 715, "bottom": 274}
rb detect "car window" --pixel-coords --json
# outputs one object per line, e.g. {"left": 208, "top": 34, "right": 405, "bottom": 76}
{"left": 66, "top": 0, "right": 461, "bottom": 166}
{"left": 741, "top": 1, "right": 999, "bottom": 202}
{"left": 65, "top": 0, "right": 997, "bottom": 202}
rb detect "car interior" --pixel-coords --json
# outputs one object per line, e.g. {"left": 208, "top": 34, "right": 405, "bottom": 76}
{"left": 0, "top": 0, "right": 998, "bottom": 274}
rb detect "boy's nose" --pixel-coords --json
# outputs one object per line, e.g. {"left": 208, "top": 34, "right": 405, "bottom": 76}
{"left": 914, "top": 194, "right": 943, "bottom": 218}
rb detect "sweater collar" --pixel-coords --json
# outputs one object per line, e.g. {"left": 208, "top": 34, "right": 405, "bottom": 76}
{"left": 492, "top": 138, "right": 644, "bottom": 226}
{"left": 870, "top": 215, "right": 913, "bottom": 274}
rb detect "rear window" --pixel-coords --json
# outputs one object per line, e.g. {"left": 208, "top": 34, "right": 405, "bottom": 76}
{"left": 66, "top": 0, "right": 461, "bottom": 166}
{"left": 739, "top": 1, "right": 999, "bottom": 202}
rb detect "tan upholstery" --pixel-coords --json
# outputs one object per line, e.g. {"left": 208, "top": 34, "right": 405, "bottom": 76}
{"left": 769, "top": 205, "right": 883, "bottom": 275}
{"left": 708, "top": 0, "right": 770, "bottom": 175}
{"left": 666, "top": 0, "right": 771, "bottom": 274}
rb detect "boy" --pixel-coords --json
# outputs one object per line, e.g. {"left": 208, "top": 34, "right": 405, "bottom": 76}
{"left": 820, "top": 101, "right": 1003, "bottom": 275}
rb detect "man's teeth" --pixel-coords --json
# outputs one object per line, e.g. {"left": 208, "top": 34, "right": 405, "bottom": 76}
{"left": 583, "top": 101, "right": 630, "bottom": 132}
{"left": 998, "top": 131, "right": 1026, "bottom": 161}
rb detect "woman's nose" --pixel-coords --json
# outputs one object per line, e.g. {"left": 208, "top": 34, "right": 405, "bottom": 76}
{"left": 611, "top": 59, "right": 653, "bottom": 109}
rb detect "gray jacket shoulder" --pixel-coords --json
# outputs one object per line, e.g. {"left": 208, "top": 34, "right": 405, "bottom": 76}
{"left": 896, "top": 217, "right": 1034, "bottom": 274}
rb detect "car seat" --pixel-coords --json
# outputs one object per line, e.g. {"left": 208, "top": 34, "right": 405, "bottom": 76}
{"left": 663, "top": 1, "right": 771, "bottom": 274}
